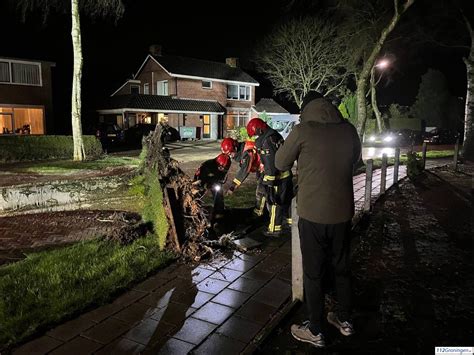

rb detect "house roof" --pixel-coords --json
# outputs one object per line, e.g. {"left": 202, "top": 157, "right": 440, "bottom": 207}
{"left": 253, "top": 98, "right": 289, "bottom": 114}
{"left": 144, "top": 55, "right": 259, "bottom": 85}
{"left": 98, "top": 94, "right": 226, "bottom": 114}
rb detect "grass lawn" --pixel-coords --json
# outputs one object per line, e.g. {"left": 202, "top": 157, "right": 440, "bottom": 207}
{"left": 0, "top": 235, "right": 174, "bottom": 350}
{"left": 14, "top": 156, "right": 140, "bottom": 174}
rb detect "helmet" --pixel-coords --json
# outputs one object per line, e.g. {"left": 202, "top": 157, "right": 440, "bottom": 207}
{"left": 246, "top": 118, "right": 267, "bottom": 137}
{"left": 215, "top": 153, "right": 231, "bottom": 170}
{"left": 221, "top": 137, "right": 238, "bottom": 154}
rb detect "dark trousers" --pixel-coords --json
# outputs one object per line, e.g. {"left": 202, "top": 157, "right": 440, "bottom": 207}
{"left": 298, "top": 217, "right": 352, "bottom": 334}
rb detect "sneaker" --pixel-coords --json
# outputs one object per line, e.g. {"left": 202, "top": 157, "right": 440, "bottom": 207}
{"left": 290, "top": 321, "right": 325, "bottom": 348}
{"left": 327, "top": 312, "right": 355, "bottom": 336}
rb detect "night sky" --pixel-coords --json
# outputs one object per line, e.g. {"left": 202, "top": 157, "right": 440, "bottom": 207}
{"left": 0, "top": 0, "right": 469, "bottom": 133}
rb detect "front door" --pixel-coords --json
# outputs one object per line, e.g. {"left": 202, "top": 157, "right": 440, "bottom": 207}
{"left": 203, "top": 114, "right": 211, "bottom": 139}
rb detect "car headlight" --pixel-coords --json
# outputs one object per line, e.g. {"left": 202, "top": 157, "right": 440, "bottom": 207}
{"left": 383, "top": 136, "right": 393, "bottom": 142}
{"left": 369, "top": 136, "right": 376, "bottom": 142}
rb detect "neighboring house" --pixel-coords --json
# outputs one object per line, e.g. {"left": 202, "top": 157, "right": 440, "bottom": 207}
{"left": 251, "top": 98, "right": 289, "bottom": 119}
{"left": 97, "top": 46, "right": 259, "bottom": 139}
{"left": 0, "top": 57, "right": 55, "bottom": 135}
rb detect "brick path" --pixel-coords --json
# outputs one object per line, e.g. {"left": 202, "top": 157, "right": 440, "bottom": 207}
{"left": 11, "top": 160, "right": 451, "bottom": 354}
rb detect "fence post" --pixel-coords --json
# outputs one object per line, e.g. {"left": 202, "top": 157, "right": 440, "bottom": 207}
{"left": 291, "top": 198, "right": 303, "bottom": 302}
{"left": 393, "top": 148, "right": 400, "bottom": 184}
{"left": 453, "top": 137, "right": 460, "bottom": 172}
{"left": 422, "top": 142, "right": 427, "bottom": 169}
{"left": 380, "top": 154, "right": 388, "bottom": 194}
{"left": 364, "top": 159, "right": 374, "bottom": 212}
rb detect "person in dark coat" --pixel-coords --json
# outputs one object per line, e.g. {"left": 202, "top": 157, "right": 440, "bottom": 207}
{"left": 275, "top": 91, "right": 361, "bottom": 348}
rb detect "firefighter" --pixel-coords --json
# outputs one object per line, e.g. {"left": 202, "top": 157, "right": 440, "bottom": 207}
{"left": 193, "top": 153, "right": 231, "bottom": 222}
{"left": 220, "top": 137, "right": 267, "bottom": 218}
{"left": 246, "top": 118, "right": 293, "bottom": 237}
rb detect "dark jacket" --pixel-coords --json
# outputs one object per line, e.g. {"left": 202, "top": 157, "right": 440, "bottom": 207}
{"left": 275, "top": 98, "right": 361, "bottom": 224}
{"left": 256, "top": 128, "right": 291, "bottom": 186}
{"left": 194, "top": 159, "right": 228, "bottom": 189}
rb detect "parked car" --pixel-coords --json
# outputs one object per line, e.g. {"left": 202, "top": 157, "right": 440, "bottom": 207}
{"left": 365, "top": 129, "right": 422, "bottom": 147}
{"left": 96, "top": 123, "right": 125, "bottom": 146}
{"left": 124, "top": 123, "right": 180, "bottom": 148}
{"left": 267, "top": 115, "right": 300, "bottom": 140}
{"left": 423, "top": 128, "right": 458, "bottom": 144}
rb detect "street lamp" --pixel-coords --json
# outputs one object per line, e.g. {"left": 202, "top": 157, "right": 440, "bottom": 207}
{"left": 371, "top": 58, "right": 391, "bottom": 135}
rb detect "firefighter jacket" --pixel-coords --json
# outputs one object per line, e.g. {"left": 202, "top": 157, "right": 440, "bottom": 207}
{"left": 194, "top": 158, "right": 228, "bottom": 189}
{"left": 232, "top": 141, "right": 263, "bottom": 187}
{"left": 255, "top": 128, "right": 291, "bottom": 186}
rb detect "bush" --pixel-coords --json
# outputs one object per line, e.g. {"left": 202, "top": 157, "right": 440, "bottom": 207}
{"left": 406, "top": 151, "right": 424, "bottom": 179}
{"left": 0, "top": 135, "right": 103, "bottom": 162}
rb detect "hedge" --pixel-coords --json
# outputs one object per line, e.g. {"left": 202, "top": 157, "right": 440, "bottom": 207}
{"left": 0, "top": 135, "right": 103, "bottom": 162}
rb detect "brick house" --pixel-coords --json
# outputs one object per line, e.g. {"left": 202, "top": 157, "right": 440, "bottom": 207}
{"left": 97, "top": 47, "right": 259, "bottom": 139}
{"left": 0, "top": 57, "right": 55, "bottom": 135}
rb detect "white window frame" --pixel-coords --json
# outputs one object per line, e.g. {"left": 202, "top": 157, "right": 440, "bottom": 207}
{"left": 143, "top": 83, "right": 149, "bottom": 95}
{"left": 0, "top": 59, "right": 42, "bottom": 87}
{"left": 130, "top": 84, "right": 140, "bottom": 94}
{"left": 227, "top": 84, "right": 251, "bottom": 101}
{"left": 202, "top": 80, "right": 212, "bottom": 89}
{"left": 157, "top": 80, "right": 169, "bottom": 96}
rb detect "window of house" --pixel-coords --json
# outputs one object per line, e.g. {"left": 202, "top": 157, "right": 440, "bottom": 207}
{"left": 0, "top": 106, "right": 44, "bottom": 134}
{"left": 0, "top": 60, "right": 42, "bottom": 86}
{"left": 11, "top": 62, "right": 41, "bottom": 86}
{"left": 202, "top": 80, "right": 212, "bottom": 89}
{"left": 226, "top": 110, "right": 249, "bottom": 130}
{"left": 157, "top": 80, "right": 169, "bottom": 96}
{"left": 0, "top": 62, "right": 10, "bottom": 82}
{"left": 143, "top": 83, "right": 149, "bottom": 94}
{"left": 130, "top": 85, "right": 140, "bottom": 94}
{"left": 227, "top": 84, "right": 250, "bottom": 101}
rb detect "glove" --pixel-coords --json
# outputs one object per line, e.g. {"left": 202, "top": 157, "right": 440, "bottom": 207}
{"left": 226, "top": 184, "right": 237, "bottom": 196}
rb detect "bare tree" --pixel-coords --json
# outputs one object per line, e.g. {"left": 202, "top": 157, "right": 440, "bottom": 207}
{"left": 16, "top": 0, "right": 125, "bottom": 161}
{"left": 342, "top": 0, "right": 415, "bottom": 140}
{"left": 460, "top": 11, "right": 474, "bottom": 160}
{"left": 254, "top": 17, "right": 351, "bottom": 108}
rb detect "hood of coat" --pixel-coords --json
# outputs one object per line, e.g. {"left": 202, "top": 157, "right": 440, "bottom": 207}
{"left": 300, "top": 98, "right": 343, "bottom": 124}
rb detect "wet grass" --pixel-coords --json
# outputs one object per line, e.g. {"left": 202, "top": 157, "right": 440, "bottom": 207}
{"left": 13, "top": 156, "right": 140, "bottom": 174}
{"left": 0, "top": 235, "right": 174, "bottom": 350}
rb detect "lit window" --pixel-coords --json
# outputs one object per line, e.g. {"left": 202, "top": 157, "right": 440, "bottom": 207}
{"left": 143, "top": 83, "right": 149, "bottom": 94}
{"left": 157, "top": 80, "right": 168, "bottom": 96}
{"left": 202, "top": 80, "right": 212, "bottom": 89}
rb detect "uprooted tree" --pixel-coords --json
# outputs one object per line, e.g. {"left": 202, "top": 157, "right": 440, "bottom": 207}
{"left": 139, "top": 125, "right": 213, "bottom": 261}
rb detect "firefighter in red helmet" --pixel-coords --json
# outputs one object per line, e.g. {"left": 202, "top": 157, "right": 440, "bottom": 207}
{"left": 221, "top": 137, "right": 267, "bottom": 217}
{"left": 246, "top": 118, "right": 293, "bottom": 237}
{"left": 194, "top": 153, "right": 231, "bottom": 222}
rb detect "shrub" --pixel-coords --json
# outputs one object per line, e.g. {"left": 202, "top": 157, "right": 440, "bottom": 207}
{"left": 0, "top": 135, "right": 102, "bottom": 162}
{"left": 406, "top": 151, "right": 424, "bottom": 179}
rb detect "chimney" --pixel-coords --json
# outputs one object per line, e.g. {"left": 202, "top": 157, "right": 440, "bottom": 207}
{"left": 149, "top": 44, "right": 162, "bottom": 57}
{"left": 225, "top": 57, "right": 239, "bottom": 68}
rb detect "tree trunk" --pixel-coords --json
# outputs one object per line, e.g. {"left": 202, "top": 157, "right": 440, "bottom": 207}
{"left": 71, "top": 0, "right": 85, "bottom": 161}
{"left": 462, "top": 16, "right": 474, "bottom": 161}
{"left": 356, "top": 0, "right": 415, "bottom": 140}
{"left": 371, "top": 67, "right": 384, "bottom": 133}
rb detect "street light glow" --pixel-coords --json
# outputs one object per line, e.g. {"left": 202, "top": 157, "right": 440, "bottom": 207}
{"left": 376, "top": 59, "right": 390, "bottom": 69}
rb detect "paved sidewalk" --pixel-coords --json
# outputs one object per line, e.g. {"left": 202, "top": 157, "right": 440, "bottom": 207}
{"left": 12, "top": 161, "right": 452, "bottom": 354}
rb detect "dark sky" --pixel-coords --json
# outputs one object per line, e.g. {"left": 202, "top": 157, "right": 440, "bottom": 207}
{"left": 0, "top": 0, "right": 469, "bottom": 132}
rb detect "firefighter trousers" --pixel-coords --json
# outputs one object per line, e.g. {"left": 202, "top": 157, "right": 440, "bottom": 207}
{"left": 267, "top": 178, "right": 293, "bottom": 233}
